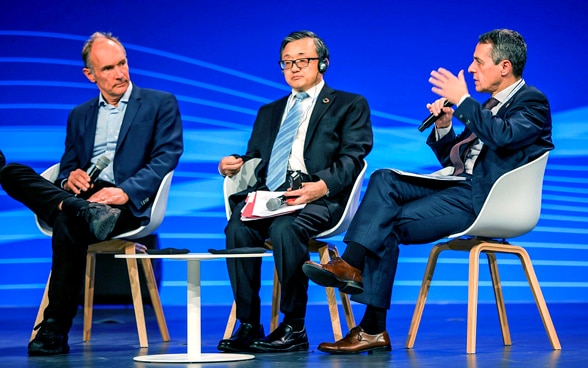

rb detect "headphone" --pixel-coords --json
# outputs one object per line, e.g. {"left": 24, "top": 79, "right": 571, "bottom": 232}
{"left": 318, "top": 58, "right": 329, "bottom": 73}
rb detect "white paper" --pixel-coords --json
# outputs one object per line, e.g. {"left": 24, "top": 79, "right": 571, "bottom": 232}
{"left": 388, "top": 167, "right": 467, "bottom": 181}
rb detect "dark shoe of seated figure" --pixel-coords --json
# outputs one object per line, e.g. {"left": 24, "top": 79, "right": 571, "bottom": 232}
{"left": 0, "top": 149, "right": 5, "bottom": 169}
{"left": 77, "top": 203, "right": 121, "bottom": 241}
{"left": 218, "top": 323, "right": 265, "bottom": 353}
{"left": 302, "top": 257, "right": 364, "bottom": 295}
{"left": 28, "top": 319, "right": 70, "bottom": 356}
{"left": 318, "top": 326, "right": 391, "bottom": 354}
{"left": 249, "top": 323, "right": 309, "bottom": 353}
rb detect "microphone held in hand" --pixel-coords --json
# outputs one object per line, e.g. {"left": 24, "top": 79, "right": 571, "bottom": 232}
{"left": 266, "top": 195, "right": 287, "bottom": 211}
{"left": 418, "top": 100, "right": 454, "bottom": 132}
{"left": 86, "top": 155, "right": 110, "bottom": 183}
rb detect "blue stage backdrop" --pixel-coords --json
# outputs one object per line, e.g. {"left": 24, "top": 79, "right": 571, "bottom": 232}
{"left": 1, "top": 0, "right": 587, "bottom": 308}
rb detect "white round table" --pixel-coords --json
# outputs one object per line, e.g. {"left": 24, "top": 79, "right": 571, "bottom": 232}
{"left": 115, "top": 252, "right": 271, "bottom": 363}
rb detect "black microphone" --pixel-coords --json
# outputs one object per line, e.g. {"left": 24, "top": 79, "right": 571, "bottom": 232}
{"left": 418, "top": 100, "right": 454, "bottom": 132}
{"left": 87, "top": 155, "right": 110, "bottom": 183}
{"left": 266, "top": 195, "right": 287, "bottom": 211}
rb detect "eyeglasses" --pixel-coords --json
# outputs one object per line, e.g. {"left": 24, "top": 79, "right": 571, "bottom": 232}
{"left": 278, "top": 57, "right": 320, "bottom": 70}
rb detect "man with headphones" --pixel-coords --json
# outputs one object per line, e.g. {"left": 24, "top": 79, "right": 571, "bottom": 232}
{"left": 217, "top": 30, "right": 373, "bottom": 353}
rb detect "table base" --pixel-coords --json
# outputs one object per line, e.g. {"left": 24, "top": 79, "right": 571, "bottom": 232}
{"left": 133, "top": 352, "right": 255, "bottom": 363}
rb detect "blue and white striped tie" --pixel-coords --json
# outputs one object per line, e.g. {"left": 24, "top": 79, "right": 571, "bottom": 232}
{"left": 266, "top": 92, "right": 309, "bottom": 191}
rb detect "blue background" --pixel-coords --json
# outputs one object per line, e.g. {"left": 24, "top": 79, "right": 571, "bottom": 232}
{"left": 1, "top": 0, "right": 587, "bottom": 308}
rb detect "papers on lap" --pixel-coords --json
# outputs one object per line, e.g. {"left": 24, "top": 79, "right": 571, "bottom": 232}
{"left": 241, "top": 191, "right": 306, "bottom": 221}
{"left": 388, "top": 167, "right": 467, "bottom": 181}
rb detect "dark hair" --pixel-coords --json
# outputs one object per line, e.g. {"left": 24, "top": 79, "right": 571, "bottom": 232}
{"left": 279, "top": 30, "right": 330, "bottom": 61}
{"left": 479, "top": 29, "right": 527, "bottom": 78}
{"left": 81, "top": 32, "right": 126, "bottom": 70}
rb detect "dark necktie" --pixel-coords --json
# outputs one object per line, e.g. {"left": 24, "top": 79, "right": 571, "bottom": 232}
{"left": 450, "top": 97, "right": 500, "bottom": 175}
{"left": 266, "top": 92, "right": 309, "bottom": 190}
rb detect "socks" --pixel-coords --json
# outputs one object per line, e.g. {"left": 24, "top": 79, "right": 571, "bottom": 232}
{"left": 60, "top": 196, "right": 88, "bottom": 217}
{"left": 283, "top": 316, "right": 305, "bottom": 331}
{"left": 359, "top": 305, "right": 387, "bottom": 335}
{"left": 341, "top": 241, "right": 366, "bottom": 272}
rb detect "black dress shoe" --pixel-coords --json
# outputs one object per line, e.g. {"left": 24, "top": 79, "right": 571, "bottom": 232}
{"left": 0, "top": 149, "right": 5, "bottom": 169}
{"left": 218, "top": 323, "right": 265, "bottom": 353}
{"left": 28, "top": 319, "right": 70, "bottom": 356}
{"left": 249, "top": 323, "right": 309, "bottom": 353}
{"left": 77, "top": 203, "right": 121, "bottom": 241}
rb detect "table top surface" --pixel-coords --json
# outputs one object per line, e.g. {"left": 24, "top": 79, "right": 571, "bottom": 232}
{"left": 115, "top": 252, "right": 272, "bottom": 260}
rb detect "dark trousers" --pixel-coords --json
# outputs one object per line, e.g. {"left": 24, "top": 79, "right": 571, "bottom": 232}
{"left": 0, "top": 163, "right": 139, "bottom": 332}
{"left": 225, "top": 198, "right": 334, "bottom": 325}
{"left": 345, "top": 169, "right": 477, "bottom": 309}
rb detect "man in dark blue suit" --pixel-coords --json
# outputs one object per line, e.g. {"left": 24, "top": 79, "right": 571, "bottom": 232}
{"left": 217, "top": 30, "right": 373, "bottom": 353}
{"left": 303, "top": 29, "right": 554, "bottom": 354}
{"left": 0, "top": 32, "right": 183, "bottom": 355}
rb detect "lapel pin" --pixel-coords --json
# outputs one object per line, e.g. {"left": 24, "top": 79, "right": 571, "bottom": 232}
{"left": 322, "top": 98, "right": 330, "bottom": 104}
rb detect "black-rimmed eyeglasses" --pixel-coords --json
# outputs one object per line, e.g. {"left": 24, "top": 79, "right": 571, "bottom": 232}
{"left": 278, "top": 57, "right": 320, "bottom": 70}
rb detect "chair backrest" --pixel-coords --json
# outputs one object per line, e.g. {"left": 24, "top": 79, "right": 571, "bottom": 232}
{"left": 448, "top": 151, "right": 550, "bottom": 239}
{"left": 36, "top": 164, "right": 174, "bottom": 240}
{"left": 223, "top": 159, "right": 368, "bottom": 240}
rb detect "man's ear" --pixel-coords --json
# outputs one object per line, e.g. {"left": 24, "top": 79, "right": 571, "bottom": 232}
{"left": 83, "top": 67, "right": 96, "bottom": 83}
{"left": 500, "top": 60, "right": 512, "bottom": 77}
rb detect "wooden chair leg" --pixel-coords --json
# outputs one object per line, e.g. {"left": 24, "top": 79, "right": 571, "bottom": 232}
{"left": 270, "top": 267, "right": 280, "bottom": 332}
{"left": 224, "top": 302, "right": 238, "bottom": 339}
{"left": 514, "top": 246, "right": 561, "bottom": 350}
{"left": 318, "top": 245, "right": 343, "bottom": 340}
{"left": 406, "top": 243, "right": 447, "bottom": 349}
{"left": 140, "top": 257, "right": 170, "bottom": 341}
{"left": 327, "top": 244, "right": 355, "bottom": 332}
{"left": 125, "top": 244, "right": 148, "bottom": 348}
{"left": 467, "top": 245, "right": 483, "bottom": 354}
{"left": 30, "top": 272, "right": 51, "bottom": 341}
{"left": 83, "top": 253, "right": 96, "bottom": 342}
{"left": 485, "top": 251, "right": 512, "bottom": 346}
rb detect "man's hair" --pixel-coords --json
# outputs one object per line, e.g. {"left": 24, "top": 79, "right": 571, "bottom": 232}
{"left": 81, "top": 32, "right": 126, "bottom": 70}
{"left": 279, "top": 30, "right": 330, "bottom": 61}
{"left": 479, "top": 29, "right": 527, "bottom": 78}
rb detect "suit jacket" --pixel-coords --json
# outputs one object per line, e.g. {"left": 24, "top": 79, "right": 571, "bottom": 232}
{"left": 56, "top": 84, "right": 184, "bottom": 219}
{"left": 237, "top": 84, "right": 373, "bottom": 217}
{"left": 427, "top": 84, "right": 554, "bottom": 214}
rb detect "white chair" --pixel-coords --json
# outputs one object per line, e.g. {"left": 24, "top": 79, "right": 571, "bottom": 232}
{"left": 222, "top": 160, "right": 367, "bottom": 341}
{"left": 405, "top": 152, "right": 561, "bottom": 353}
{"left": 31, "top": 164, "right": 172, "bottom": 348}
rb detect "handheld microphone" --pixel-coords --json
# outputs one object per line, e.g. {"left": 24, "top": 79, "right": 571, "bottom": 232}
{"left": 87, "top": 155, "right": 110, "bottom": 183}
{"left": 418, "top": 100, "right": 454, "bottom": 132}
{"left": 266, "top": 195, "right": 287, "bottom": 211}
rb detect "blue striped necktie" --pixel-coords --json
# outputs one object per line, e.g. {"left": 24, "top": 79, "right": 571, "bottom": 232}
{"left": 266, "top": 92, "right": 309, "bottom": 191}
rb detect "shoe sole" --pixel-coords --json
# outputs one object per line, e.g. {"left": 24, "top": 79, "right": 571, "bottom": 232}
{"left": 249, "top": 341, "right": 309, "bottom": 353}
{"left": 318, "top": 345, "right": 391, "bottom": 354}
{"left": 302, "top": 263, "right": 364, "bottom": 295}
{"left": 28, "top": 345, "right": 70, "bottom": 356}
{"left": 94, "top": 208, "right": 121, "bottom": 241}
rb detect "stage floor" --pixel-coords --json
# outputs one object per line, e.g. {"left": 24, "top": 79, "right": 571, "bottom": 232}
{"left": 1, "top": 302, "right": 585, "bottom": 368}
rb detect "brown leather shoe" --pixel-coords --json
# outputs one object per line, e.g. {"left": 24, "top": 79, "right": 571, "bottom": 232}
{"left": 302, "top": 257, "right": 363, "bottom": 295}
{"left": 318, "top": 326, "right": 391, "bottom": 354}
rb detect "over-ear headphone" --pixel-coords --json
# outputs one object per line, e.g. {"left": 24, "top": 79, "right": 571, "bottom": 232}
{"left": 318, "top": 58, "right": 328, "bottom": 73}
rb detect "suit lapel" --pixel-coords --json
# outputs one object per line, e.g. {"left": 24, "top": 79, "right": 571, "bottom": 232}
{"left": 304, "top": 85, "right": 335, "bottom": 151}
{"left": 117, "top": 85, "right": 141, "bottom": 150}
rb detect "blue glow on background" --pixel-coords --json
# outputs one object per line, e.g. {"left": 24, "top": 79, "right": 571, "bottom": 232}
{"left": 1, "top": 0, "right": 587, "bottom": 307}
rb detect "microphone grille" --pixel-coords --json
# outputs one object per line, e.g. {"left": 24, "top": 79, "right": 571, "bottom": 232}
{"left": 266, "top": 197, "right": 281, "bottom": 211}
{"left": 95, "top": 156, "right": 111, "bottom": 170}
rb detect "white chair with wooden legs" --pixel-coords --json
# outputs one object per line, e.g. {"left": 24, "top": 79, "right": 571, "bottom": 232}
{"left": 222, "top": 159, "right": 366, "bottom": 341}
{"left": 31, "top": 164, "right": 172, "bottom": 348}
{"left": 405, "top": 152, "right": 561, "bottom": 354}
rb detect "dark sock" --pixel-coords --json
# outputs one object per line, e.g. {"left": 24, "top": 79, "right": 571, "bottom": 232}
{"left": 60, "top": 196, "right": 88, "bottom": 217}
{"left": 282, "top": 316, "right": 305, "bottom": 331}
{"left": 341, "top": 241, "right": 366, "bottom": 272}
{"left": 359, "top": 305, "right": 387, "bottom": 335}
